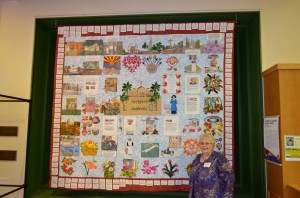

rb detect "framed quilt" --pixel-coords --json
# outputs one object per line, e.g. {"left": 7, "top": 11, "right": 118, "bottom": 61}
{"left": 49, "top": 21, "right": 235, "bottom": 191}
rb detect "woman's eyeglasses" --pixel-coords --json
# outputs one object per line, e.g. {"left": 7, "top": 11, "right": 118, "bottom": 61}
{"left": 199, "top": 142, "right": 212, "bottom": 146}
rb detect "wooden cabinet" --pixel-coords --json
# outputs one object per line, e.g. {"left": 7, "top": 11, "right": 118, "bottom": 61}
{"left": 263, "top": 64, "right": 300, "bottom": 198}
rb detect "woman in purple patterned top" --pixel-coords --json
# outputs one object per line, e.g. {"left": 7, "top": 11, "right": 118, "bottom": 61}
{"left": 189, "top": 134, "right": 234, "bottom": 198}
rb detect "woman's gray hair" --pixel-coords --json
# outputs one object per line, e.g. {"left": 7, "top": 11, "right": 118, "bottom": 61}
{"left": 199, "top": 133, "right": 215, "bottom": 147}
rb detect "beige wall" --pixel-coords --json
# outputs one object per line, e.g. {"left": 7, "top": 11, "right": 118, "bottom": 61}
{"left": 0, "top": 0, "right": 300, "bottom": 197}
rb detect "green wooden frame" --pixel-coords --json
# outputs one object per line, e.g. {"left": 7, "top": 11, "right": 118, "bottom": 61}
{"left": 26, "top": 12, "right": 264, "bottom": 198}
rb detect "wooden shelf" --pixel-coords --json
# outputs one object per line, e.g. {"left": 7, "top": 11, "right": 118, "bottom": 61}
{"left": 263, "top": 64, "right": 300, "bottom": 198}
{"left": 287, "top": 184, "right": 300, "bottom": 198}
{"left": 262, "top": 64, "right": 300, "bottom": 77}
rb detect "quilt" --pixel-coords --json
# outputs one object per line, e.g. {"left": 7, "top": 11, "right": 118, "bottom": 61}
{"left": 49, "top": 21, "right": 235, "bottom": 191}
